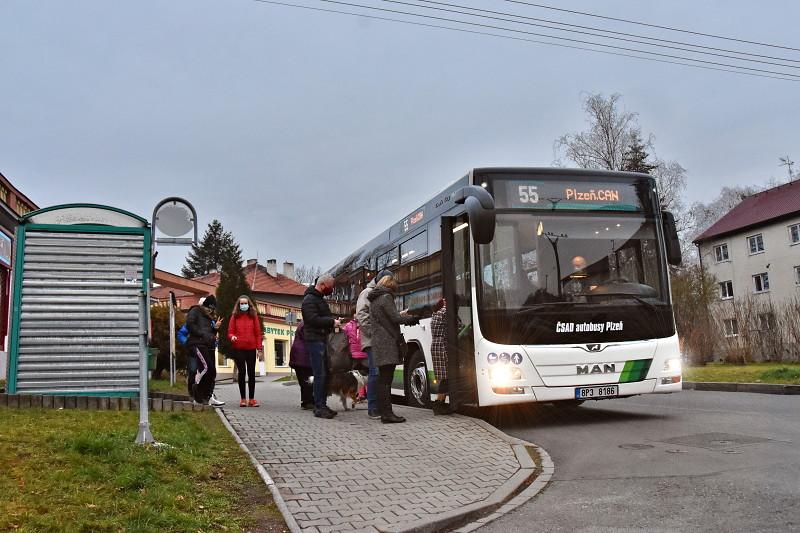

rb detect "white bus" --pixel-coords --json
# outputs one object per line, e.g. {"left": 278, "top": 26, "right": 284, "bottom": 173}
{"left": 327, "top": 168, "right": 683, "bottom": 408}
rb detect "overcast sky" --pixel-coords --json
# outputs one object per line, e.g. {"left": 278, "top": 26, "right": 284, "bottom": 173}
{"left": 2, "top": 0, "right": 799, "bottom": 275}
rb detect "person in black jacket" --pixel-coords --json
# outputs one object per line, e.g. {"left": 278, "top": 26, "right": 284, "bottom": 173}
{"left": 301, "top": 274, "right": 341, "bottom": 419}
{"left": 186, "top": 295, "right": 224, "bottom": 406}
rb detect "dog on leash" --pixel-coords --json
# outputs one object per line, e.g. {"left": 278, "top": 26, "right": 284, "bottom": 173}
{"left": 309, "top": 370, "right": 368, "bottom": 411}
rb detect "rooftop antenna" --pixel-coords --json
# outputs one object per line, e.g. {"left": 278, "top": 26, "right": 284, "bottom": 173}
{"left": 779, "top": 156, "right": 796, "bottom": 181}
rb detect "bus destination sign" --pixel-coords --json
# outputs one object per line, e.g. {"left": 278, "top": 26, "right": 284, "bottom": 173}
{"left": 493, "top": 178, "right": 643, "bottom": 211}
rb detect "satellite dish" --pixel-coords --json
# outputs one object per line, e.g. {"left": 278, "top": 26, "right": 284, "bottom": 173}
{"left": 152, "top": 197, "right": 198, "bottom": 246}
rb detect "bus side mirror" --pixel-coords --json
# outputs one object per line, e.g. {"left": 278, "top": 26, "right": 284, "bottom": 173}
{"left": 662, "top": 211, "right": 682, "bottom": 266}
{"left": 453, "top": 185, "right": 496, "bottom": 244}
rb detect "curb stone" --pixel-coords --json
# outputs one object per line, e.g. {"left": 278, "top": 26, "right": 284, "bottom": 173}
{"left": 215, "top": 408, "right": 302, "bottom": 533}
{"left": 684, "top": 381, "right": 800, "bottom": 395}
{"left": 453, "top": 444, "right": 555, "bottom": 533}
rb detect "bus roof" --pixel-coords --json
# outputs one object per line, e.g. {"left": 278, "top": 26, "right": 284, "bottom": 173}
{"left": 327, "top": 168, "right": 655, "bottom": 277}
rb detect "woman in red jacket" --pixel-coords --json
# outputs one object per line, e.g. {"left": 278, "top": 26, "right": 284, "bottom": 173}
{"left": 228, "top": 295, "right": 264, "bottom": 407}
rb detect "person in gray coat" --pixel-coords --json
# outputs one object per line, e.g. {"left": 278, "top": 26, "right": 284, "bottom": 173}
{"left": 355, "top": 269, "right": 394, "bottom": 419}
{"left": 367, "top": 275, "right": 419, "bottom": 423}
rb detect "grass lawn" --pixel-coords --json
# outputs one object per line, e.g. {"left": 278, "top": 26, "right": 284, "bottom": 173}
{"left": 0, "top": 408, "right": 287, "bottom": 532}
{"left": 272, "top": 375, "right": 296, "bottom": 383}
{"left": 684, "top": 362, "right": 800, "bottom": 385}
{"left": 149, "top": 378, "right": 190, "bottom": 396}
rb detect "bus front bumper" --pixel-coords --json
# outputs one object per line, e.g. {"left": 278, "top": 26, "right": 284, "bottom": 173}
{"left": 530, "top": 378, "right": 682, "bottom": 402}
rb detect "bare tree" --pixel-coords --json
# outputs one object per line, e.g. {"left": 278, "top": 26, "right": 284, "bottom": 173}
{"left": 554, "top": 93, "right": 641, "bottom": 171}
{"left": 555, "top": 92, "right": 690, "bottom": 247}
{"left": 294, "top": 264, "right": 322, "bottom": 285}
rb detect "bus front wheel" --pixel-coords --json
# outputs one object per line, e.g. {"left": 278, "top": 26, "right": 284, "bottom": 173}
{"left": 405, "top": 350, "right": 430, "bottom": 409}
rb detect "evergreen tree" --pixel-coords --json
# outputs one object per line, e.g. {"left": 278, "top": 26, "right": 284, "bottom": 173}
{"left": 215, "top": 249, "right": 254, "bottom": 357}
{"left": 622, "top": 133, "right": 658, "bottom": 174}
{"left": 181, "top": 220, "right": 239, "bottom": 278}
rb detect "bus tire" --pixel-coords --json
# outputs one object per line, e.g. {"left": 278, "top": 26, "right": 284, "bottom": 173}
{"left": 405, "top": 349, "right": 430, "bottom": 409}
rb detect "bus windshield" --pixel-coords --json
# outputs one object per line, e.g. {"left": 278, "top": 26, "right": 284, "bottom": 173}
{"left": 476, "top": 212, "right": 675, "bottom": 345}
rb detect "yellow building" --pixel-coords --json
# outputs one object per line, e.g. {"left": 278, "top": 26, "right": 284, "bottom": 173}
{"left": 153, "top": 259, "right": 306, "bottom": 375}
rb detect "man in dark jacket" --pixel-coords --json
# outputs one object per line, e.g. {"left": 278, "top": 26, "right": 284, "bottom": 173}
{"left": 301, "top": 274, "right": 341, "bottom": 419}
{"left": 186, "top": 295, "right": 224, "bottom": 406}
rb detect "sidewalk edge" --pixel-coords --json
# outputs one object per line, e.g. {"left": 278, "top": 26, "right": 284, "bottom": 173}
{"left": 684, "top": 381, "right": 800, "bottom": 395}
{"left": 380, "top": 415, "right": 554, "bottom": 533}
{"left": 215, "top": 408, "right": 302, "bottom": 533}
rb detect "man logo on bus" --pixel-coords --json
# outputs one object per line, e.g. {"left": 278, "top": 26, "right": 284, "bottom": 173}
{"left": 577, "top": 364, "right": 616, "bottom": 375}
{"left": 586, "top": 343, "right": 601, "bottom": 352}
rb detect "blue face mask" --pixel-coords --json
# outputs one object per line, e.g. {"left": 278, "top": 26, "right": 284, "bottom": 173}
{"left": 239, "top": 303, "right": 249, "bottom": 312}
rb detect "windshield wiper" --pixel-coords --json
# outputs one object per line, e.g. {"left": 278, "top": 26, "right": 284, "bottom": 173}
{"left": 604, "top": 294, "right": 660, "bottom": 311}
{"left": 514, "top": 302, "right": 579, "bottom": 316}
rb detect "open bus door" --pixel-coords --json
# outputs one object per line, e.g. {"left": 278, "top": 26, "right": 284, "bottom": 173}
{"left": 442, "top": 184, "right": 496, "bottom": 409}
{"left": 442, "top": 214, "right": 478, "bottom": 408}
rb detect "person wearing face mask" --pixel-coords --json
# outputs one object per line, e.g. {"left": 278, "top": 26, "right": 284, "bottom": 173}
{"left": 301, "top": 274, "right": 341, "bottom": 419}
{"left": 228, "top": 295, "right": 264, "bottom": 407}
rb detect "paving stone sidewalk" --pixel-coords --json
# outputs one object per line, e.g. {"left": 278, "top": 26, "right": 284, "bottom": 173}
{"left": 216, "top": 377, "right": 535, "bottom": 533}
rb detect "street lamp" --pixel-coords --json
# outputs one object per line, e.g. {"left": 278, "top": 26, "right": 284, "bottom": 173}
{"left": 135, "top": 198, "right": 198, "bottom": 445}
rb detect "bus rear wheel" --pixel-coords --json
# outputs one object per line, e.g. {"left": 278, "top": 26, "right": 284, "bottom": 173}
{"left": 405, "top": 350, "right": 430, "bottom": 409}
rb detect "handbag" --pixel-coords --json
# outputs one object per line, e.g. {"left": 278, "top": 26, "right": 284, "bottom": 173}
{"left": 396, "top": 332, "right": 408, "bottom": 359}
{"left": 326, "top": 329, "right": 353, "bottom": 373}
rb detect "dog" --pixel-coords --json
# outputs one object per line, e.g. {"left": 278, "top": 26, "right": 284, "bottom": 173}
{"left": 310, "top": 370, "right": 368, "bottom": 411}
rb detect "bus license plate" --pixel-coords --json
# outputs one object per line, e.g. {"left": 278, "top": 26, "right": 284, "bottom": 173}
{"left": 575, "top": 385, "right": 619, "bottom": 399}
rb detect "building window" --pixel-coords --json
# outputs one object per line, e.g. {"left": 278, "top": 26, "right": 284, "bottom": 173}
{"left": 719, "top": 280, "right": 734, "bottom": 300}
{"left": 796, "top": 266, "right": 800, "bottom": 285}
{"left": 713, "top": 244, "right": 729, "bottom": 262}
{"left": 753, "top": 272, "right": 770, "bottom": 293}
{"left": 790, "top": 224, "right": 800, "bottom": 245}
{"left": 274, "top": 339, "right": 287, "bottom": 367}
{"left": 0, "top": 184, "right": 8, "bottom": 204}
{"left": 723, "top": 318, "right": 739, "bottom": 337}
{"left": 747, "top": 234, "right": 764, "bottom": 254}
{"left": 759, "top": 313, "right": 775, "bottom": 331}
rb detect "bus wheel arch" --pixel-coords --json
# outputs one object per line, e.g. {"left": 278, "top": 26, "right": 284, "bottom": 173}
{"left": 404, "top": 344, "right": 430, "bottom": 409}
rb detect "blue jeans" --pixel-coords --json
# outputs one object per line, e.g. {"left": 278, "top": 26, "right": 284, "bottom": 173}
{"left": 307, "top": 341, "right": 328, "bottom": 410}
{"left": 365, "top": 347, "right": 379, "bottom": 412}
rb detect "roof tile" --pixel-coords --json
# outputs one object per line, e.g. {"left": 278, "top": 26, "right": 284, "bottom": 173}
{"left": 694, "top": 180, "right": 800, "bottom": 243}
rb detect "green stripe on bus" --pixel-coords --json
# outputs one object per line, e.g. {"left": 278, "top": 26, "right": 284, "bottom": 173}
{"left": 619, "top": 359, "right": 652, "bottom": 383}
{"left": 389, "top": 368, "right": 438, "bottom": 392}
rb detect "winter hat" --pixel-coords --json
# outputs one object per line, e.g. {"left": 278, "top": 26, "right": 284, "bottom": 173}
{"left": 376, "top": 269, "right": 394, "bottom": 282}
{"left": 201, "top": 295, "right": 217, "bottom": 309}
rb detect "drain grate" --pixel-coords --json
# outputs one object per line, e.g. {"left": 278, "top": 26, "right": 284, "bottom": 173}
{"left": 659, "top": 432, "right": 772, "bottom": 450}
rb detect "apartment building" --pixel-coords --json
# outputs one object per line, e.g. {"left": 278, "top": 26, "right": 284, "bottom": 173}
{"left": 693, "top": 180, "right": 800, "bottom": 356}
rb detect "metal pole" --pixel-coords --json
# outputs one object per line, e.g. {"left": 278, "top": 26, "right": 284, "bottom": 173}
{"left": 136, "top": 288, "right": 155, "bottom": 445}
{"left": 169, "top": 291, "right": 176, "bottom": 387}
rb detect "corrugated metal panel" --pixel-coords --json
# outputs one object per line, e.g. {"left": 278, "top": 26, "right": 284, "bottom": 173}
{"left": 16, "top": 231, "right": 144, "bottom": 394}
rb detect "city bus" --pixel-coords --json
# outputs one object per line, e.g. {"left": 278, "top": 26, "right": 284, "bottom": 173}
{"left": 327, "top": 168, "right": 683, "bottom": 408}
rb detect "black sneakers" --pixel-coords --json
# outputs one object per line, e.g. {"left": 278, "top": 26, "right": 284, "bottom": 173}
{"left": 301, "top": 403, "right": 314, "bottom": 410}
{"left": 314, "top": 406, "right": 337, "bottom": 419}
{"left": 381, "top": 413, "right": 406, "bottom": 424}
{"left": 368, "top": 409, "right": 381, "bottom": 420}
{"left": 432, "top": 400, "right": 454, "bottom": 416}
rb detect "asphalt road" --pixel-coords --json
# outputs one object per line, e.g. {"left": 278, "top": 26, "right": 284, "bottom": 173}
{"left": 478, "top": 390, "right": 800, "bottom": 533}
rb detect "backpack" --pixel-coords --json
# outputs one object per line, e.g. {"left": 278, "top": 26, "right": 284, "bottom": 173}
{"left": 177, "top": 323, "right": 189, "bottom": 346}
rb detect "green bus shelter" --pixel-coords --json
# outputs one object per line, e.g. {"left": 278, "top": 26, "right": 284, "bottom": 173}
{"left": 7, "top": 204, "right": 150, "bottom": 396}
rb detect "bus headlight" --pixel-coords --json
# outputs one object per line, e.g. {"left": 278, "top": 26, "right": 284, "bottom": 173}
{"left": 489, "top": 367, "right": 524, "bottom": 386}
{"left": 663, "top": 358, "right": 682, "bottom": 373}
